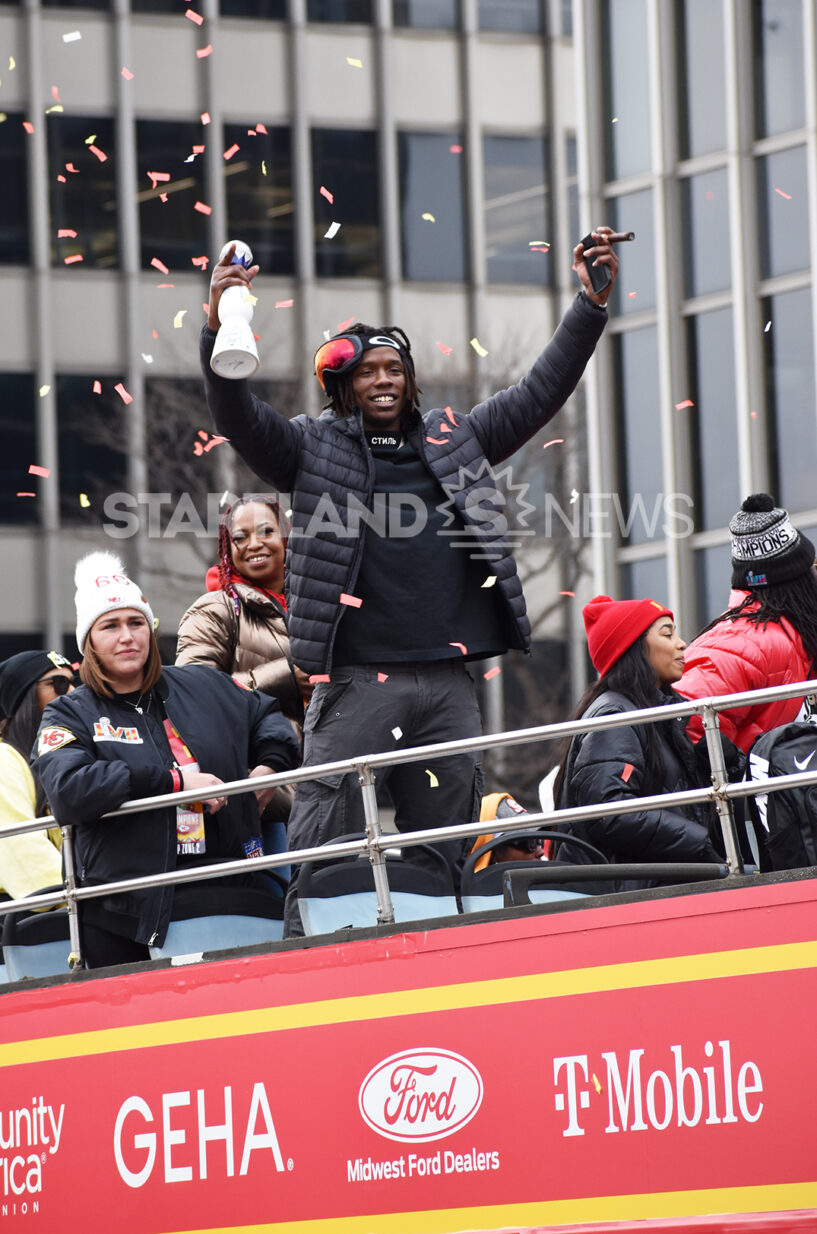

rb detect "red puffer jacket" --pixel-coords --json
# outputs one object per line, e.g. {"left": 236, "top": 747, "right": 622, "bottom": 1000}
{"left": 677, "top": 590, "right": 814, "bottom": 752}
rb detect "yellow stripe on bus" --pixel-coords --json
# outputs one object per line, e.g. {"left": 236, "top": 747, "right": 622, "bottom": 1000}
{"left": 1, "top": 938, "right": 815, "bottom": 1070}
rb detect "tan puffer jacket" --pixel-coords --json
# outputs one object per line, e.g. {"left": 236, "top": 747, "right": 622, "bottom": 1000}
{"left": 176, "top": 584, "right": 302, "bottom": 821}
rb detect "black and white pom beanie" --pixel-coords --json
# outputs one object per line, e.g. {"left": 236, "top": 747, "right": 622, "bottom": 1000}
{"left": 730, "top": 493, "right": 815, "bottom": 589}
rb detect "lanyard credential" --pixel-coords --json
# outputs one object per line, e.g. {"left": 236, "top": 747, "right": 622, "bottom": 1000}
{"left": 162, "top": 718, "right": 205, "bottom": 855}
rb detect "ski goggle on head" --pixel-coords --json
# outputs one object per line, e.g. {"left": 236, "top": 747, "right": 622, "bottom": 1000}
{"left": 313, "top": 333, "right": 408, "bottom": 393}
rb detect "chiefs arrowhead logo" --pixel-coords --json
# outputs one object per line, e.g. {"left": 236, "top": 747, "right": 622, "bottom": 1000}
{"left": 37, "top": 726, "right": 77, "bottom": 757}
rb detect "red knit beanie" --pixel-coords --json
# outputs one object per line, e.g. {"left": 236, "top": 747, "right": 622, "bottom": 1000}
{"left": 582, "top": 594, "right": 674, "bottom": 679}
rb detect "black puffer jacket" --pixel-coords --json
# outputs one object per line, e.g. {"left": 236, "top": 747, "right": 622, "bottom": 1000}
{"left": 201, "top": 293, "right": 608, "bottom": 675}
{"left": 557, "top": 689, "right": 717, "bottom": 889}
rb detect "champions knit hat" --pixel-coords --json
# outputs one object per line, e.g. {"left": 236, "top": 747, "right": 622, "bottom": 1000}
{"left": 582, "top": 594, "right": 674, "bottom": 679}
{"left": 74, "top": 551, "right": 155, "bottom": 654}
{"left": 0, "top": 650, "right": 72, "bottom": 720}
{"left": 729, "top": 493, "right": 815, "bottom": 589}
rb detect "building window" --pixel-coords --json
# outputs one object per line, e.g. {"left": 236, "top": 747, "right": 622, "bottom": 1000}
{"left": 757, "top": 145, "right": 809, "bottom": 280}
{"left": 753, "top": 0, "right": 805, "bottom": 138}
{"left": 764, "top": 288, "right": 817, "bottom": 516}
{"left": 393, "top": 0, "right": 458, "bottom": 26}
{"left": 694, "top": 543, "right": 731, "bottom": 632}
{"left": 0, "top": 374, "right": 37, "bottom": 525}
{"left": 614, "top": 327, "right": 662, "bottom": 547}
{"left": 219, "top": 0, "right": 286, "bottom": 13}
{"left": 681, "top": 168, "right": 730, "bottom": 299}
{"left": 621, "top": 557, "right": 668, "bottom": 604}
{"left": 483, "top": 135, "right": 550, "bottom": 286}
{"left": 57, "top": 377, "right": 128, "bottom": 525}
{"left": 398, "top": 132, "right": 467, "bottom": 282}
{"left": 224, "top": 124, "right": 294, "bottom": 276}
{"left": 677, "top": 0, "right": 726, "bottom": 158}
{"left": 145, "top": 378, "right": 221, "bottom": 534}
{"left": 312, "top": 129, "right": 381, "bottom": 278}
{"left": 0, "top": 116, "right": 29, "bottom": 264}
{"left": 42, "top": 0, "right": 108, "bottom": 8}
{"left": 478, "top": 0, "right": 542, "bottom": 33}
{"left": 130, "top": 0, "right": 184, "bottom": 10}
{"left": 565, "top": 135, "right": 579, "bottom": 249}
{"left": 608, "top": 188, "right": 654, "bottom": 316}
{"left": 687, "top": 309, "right": 739, "bottom": 532}
{"left": 136, "top": 120, "right": 209, "bottom": 272}
{"left": 307, "top": 0, "right": 372, "bottom": 20}
{"left": 48, "top": 115, "right": 118, "bottom": 269}
{"left": 601, "top": 0, "right": 651, "bottom": 181}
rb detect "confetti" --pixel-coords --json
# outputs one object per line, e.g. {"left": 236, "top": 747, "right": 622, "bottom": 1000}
{"left": 56, "top": 174, "right": 66, "bottom": 183}
{"left": 22, "top": 121, "right": 34, "bottom": 135}
{"left": 439, "top": 422, "right": 452, "bottom": 434}
{"left": 88, "top": 145, "right": 107, "bottom": 162}
{"left": 528, "top": 240, "right": 550, "bottom": 249}
{"left": 449, "top": 144, "right": 462, "bottom": 153}
{"left": 592, "top": 1073, "right": 603, "bottom": 1094}
{"left": 627, "top": 291, "right": 637, "bottom": 298}
{"left": 611, "top": 116, "right": 618, "bottom": 123}
{"left": 223, "top": 143, "right": 240, "bottom": 160}
{"left": 51, "top": 86, "right": 61, "bottom": 102}
{"left": 773, "top": 187, "right": 792, "bottom": 200}
{"left": 196, "top": 44, "right": 213, "bottom": 58}
{"left": 79, "top": 493, "right": 90, "bottom": 508}
{"left": 449, "top": 642, "right": 468, "bottom": 655}
{"left": 63, "top": 254, "right": 83, "bottom": 264}
{"left": 275, "top": 299, "right": 294, "bottom": 308}
{"left": 483, "top": 667, "right": 501, "bottom": 680}
{"left": 559, "top": 590, "right": 576, "bottom": 597}
{"left": 150, "top": 257, "right": 169, "bottom": 274}
{"left": 425, "top": 436, "right": 446, "bottom": 445}
{"left": 750, "top": 411, "right": 758, "bottom": 420}
{"left": 28, "top": 464, "right": 50, "bottom": 478}
{"left": 141, "top": 354, "right": 153, "bottom": 364}
{"left": 114, "top": 382, "right": 133, "bottom": 405}
{"left": 173, "top": 310, "right": 187, "bottom": 328}
{"left": 194, "top": 201, "right": 212, "bottom": 215}
{"left": 16, "top": 492, "right": 35, "bottom": 498}
{"left": 337, "top": 316, "right": 355, "bottom": 332}
{"left": 569, "top": 488, "right": 579, "bottom": 504}
{"left": 346, "top": 56, "right": 363, "bottom": 67}
{"left": 470, "top": 337, "right": 489, "bottom": 358}
{"left": 324, "top": 221, "right": 341, "bottom": 239}
{"left": 529, "top": 245, "right": 550, "bottom": 254}
{"left": 425, "top": 770, "right": 439, "bottom": 788}
{"left": 204, "top": 435, "right": 228, "bottom": 452}
{"left": 201, "top": 112, "right": 211, "bottom": 125}
{"left": 261, "top": 161, "right": 267, "bottom": 176}
{"left": 62, "top": 30, "right": 82, "bottom": 42}
{"left": 38, "top": 385, "right": 51, "bottom": 397}
{"left": 121, "top": 67, "right": 134, "bottom": 80}
{"left": 320, "top": 185, "right": 334, "bottom": 203}
{"left": 542, "top": 438, "right": 564, "bottom": 449}
{"left": 764, "top": 321, "right": 772, "bottom": 332}
{"left": 674, "top": 399, "right": 694, "bottom": 410}
{"left": 185, "top": 8, "right": 204, "bottom": 23}
{"left": 339, "top": 593, "right": 362, "bottom": 608}
{"left": 256, "top": 123, "right": 267, "bottom": 134}
{"left": 421, "top": 212, "right": 436, "bottom": 222}
{"left": 377, "top": 673, "right": 389, "bottom": 683}
{"left": 445, "top": 407, "right": 456, "bottom": 424}
{"left": 58, "top": 228, "right": 77, "bottom": 238}
{"left": 481, "top": 575, "right": 497, "bottom": 588}
{"left": 309, "top": 674, "right": 330, "bottom": 684}
{"left": 392, "top": 727, "right": 403, "bottom": 740}
{"left": 8, "top": 57, "right": 15, "bottom": 70}
{"left": 92, "top": 380, "right": 101, "bottom": 393}
{"left": 156, "top": 282, "right": 174, "bottom": 289}
{"left": 191, "top": 256, "right": 209, "bottom": 272}
{"left": 45, "top": 106, "right": 64, "bottom": 115}
{"left": 152, "top": 330, "right": 158, "bottom": 339}
{"left": 65, "top": 162, "right": 79, "bottom": 173}
{"left": 436, "top": 341, "right": 452, "bottom": 355}
{"left": 147, "top": 171, "right": 170, "bottom": 190}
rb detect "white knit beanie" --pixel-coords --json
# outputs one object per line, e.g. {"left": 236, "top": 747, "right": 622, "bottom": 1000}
{"left": 74, "top": 551, "right": 155, "bottom": 654}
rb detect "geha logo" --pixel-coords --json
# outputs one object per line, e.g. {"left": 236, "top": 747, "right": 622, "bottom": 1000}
{"left": 359, "top": 1049, "right": 483, "bottom": 1144}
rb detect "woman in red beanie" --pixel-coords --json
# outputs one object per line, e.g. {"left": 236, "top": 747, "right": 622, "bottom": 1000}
{"left": 552, "top": 595, "right": 719, "bottom": 888}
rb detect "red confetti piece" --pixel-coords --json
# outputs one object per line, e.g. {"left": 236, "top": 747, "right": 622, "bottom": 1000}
{"left": 750, "top": 411, "right": 758, "bottom": 420}
{"left": 620, "top": 762, "right": 634, "bottom": 783}
{"left": 114, "top": 382, "right": 133, "bottom": 405}
{"left": 197, "top": 429, "right": 209, "bottom": 441}
{"left": 483, "top": 667, "right": 501, "bottom": 680}
{"left": 28, "top": 464, "right": 51, "bottom": 478}
{"left": 193, "top": 441, "right": 204, "bottom": 457}
{"left": 449, "top": 144, "right": 462, "bottom": 153}
{"left": 23, "top": 121, "right": 34, "bottom": 135}
{"left": 201, "top": 112, "right": 211, "bottom": 125}
{"left": 542, "top": 438, "right": 564, "bottom": 449}
{"left": 337, "top": 316, "right": 355, "bottom": 332}
{"left": 559, "top": 590, "right": 575, "bottom": 597}
{"left": 192, "top": 144, "right": 205, "bottom": 155}
{"left": 426, "top": 436, "right": 446, "bottom": 445}
{"left": 147, "top": 171, "right": 170, "bottom": 189}
{"left": 627, "top": 291, "right": 637, "bottom": 298}
{"left": 223, "top": 143, "right": 240, "bottom": 160}
{"left": 51, "top": 86, "right": 61, "bottom": 102}
{"left": 16, "top": 492, "right": 36, "bottom": 498}
{"left": 256, "top": 123, "right": 267, "bottom": 134}
{"left": 185, "top": 8, "right": 204, "bottom": 23}
{"left": 155, "top": 283, "right": 175, "bottom": 289}
{"left": 529, "top": 246, "right": 550, "bottom": 254}
{"left": 204, "top": 435, "right": 228, "bottom": 452}
{"left": 152, "top": 330, "right": 159, "bottom": 339}
{"left": 196, "top": 44, "right": 213, "bottom": 58}
{"left": 65, "top": 163, "right": 79, "bottom": 173}
{"left": 439, "top": 422, "right": 452, "bottom": 434}
{"left": 194, "top": 201, "right": 212, "bottom": 215}
{"left": 275, "top": 299, "right": 294, "bottom": 308}
{"left": 88, "top": 145, "right": 107, "bottom": 162}
{"left": 449, "top": 642, "right": 468, "bottom": 655}
{"left": 58, "top": 228, "right": 77, "bottom": 238}
{"left": 320, "top": 185, "right": 334, "bottom": 203}
{"left": 92, "top": 380, "right": 102, "bottom": 393}
{"left": 339, "top": 593, "right": 362, "bottom": 608}
{"left": 191, "top": 255, "right": 209, "bottom": 270}
{"left": 377, "top": 672, "right": 389, "bottom": 683}
{"left": 121, "top": 66, "right": 134, "bottom": 80}
{"left": 675, "top": 399, "right": 694, "bottom": 410}
{"left": 445, "top": 407, "right": 456, "bottom": 424}
{"left": 436, "top": 341, "right": 452, "bottom": 355}
{"left": 159, "top": 193, "right": 168, "bottom": 203}
{"left": 64, "top": 254, "right": 83, "bottom": 264}
{"left": 57, "top": 174, "right": 66, "bottom": 183}
{"left": 774, "top": 187, "right": 792, "bottom": 200}
{"left": 150, "top": 257, "right": 169, "bottom": 274}
{"left": 309, "top": 674, "right": 330, "bottom": 684}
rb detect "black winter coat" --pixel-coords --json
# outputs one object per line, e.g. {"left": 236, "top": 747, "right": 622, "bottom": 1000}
{"left": 35, "top": 666, "right": 300, "bottom": 946}
{"left": 201, "top": 293, "right": 608, "bottom": 675}
{"left": 557, "top": 688, "right": 717, "bottom": 889}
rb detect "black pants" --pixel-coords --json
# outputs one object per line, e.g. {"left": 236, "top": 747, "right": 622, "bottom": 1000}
{"left": 81, "top": 922, "right": 151, "bottom": 970}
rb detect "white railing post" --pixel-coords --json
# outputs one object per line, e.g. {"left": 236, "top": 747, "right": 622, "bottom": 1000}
{"left": 356, "top": 762, "right": 395, "bottom": 925}
{"left": 701, "top": 704, "right": 745, "bottom": 875}
{"left": 60, "top": 825, "right": 84, "bottom": 969}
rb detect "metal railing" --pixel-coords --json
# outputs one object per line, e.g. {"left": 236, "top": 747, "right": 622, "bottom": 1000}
{"left": 2, "top": 678, "right": 816, "bottom": 970}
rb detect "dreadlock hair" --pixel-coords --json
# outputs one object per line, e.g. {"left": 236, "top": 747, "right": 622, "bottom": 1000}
{"left": 698, "top": 569, "right": 817, "bottom": 668}
{"left": 552, "top": 632, "right": 674, "bottom": 810}
{"left": 323, "top": 323, "right": 421, "bottom": 428}
{"left": 217, "top": 494, "right": 291, "bottom": 616}
{"left": 1, "top": 681, "right": 48, "bottom": 815}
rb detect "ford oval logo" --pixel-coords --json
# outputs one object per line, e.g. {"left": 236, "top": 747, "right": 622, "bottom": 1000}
{"left": 359, "top": 1048, "right": 483, "bottom": 1143}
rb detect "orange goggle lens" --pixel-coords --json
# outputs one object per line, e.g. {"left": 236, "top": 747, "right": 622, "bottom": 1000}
{"left": 313, "top": 336, "right": 363, "bottom": 390}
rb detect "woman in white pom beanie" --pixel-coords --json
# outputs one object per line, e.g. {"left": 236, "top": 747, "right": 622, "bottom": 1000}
{"left": 34, "top": 551, "right": 300, "bottom": 969}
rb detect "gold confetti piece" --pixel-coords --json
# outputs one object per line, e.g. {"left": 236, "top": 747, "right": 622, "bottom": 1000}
{"left": 592, "top": 1073, "right": 603, "bottom": 1094}
{"left": 173, "top": 310, "right": 187, "bottom": 329}
{"left": 528, "top": 240, "right": 550, "bottom": 248}
{"left": 346, "top": 56, "right": 363, "bottom": 67}
{"left": 84, "top": 134, "right": 96, "bottom": 145}
{"left": 470, "top": 337, "right": 489, "bottom": 358}
{"left": 9, "top": 56, "right": 15, "bottom": 69}
{"left": 425, "top": 769, "right": 440, "bottom": 788}
{"left": 243, "top": 290, "right": 258, "bottom": 306}
{"left": 481, "top": 575, "right": 497, "bottom": 588}
{"left": 421, "top": 211, "right": 436, "bottom": 222}
{"left": 79, "top": 493, "right": 90, "bottom": 508}
{"left": 261, "top": 160, "right": 267, "bottom": 176}
{"left": 0, "top": 115, "right": 7, "bottom": 124}
{"left": 45, "top": 105, "right": 63, "bottom": 115}
{"left": 38, "top": 385, "right": 51, "bottom": 397}
{"left": 392, "top": 726, "right": 403, "bottom": 740}
{"left": 324, "top": 221, "right": 341, "bottom": 239}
